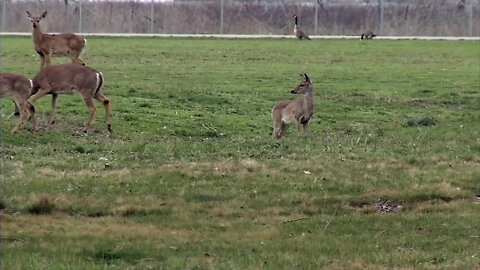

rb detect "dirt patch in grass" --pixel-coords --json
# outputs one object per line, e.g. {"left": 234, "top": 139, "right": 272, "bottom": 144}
{"left": 158, "top": 158, "right": 279, "bottom": 178}
{"left": 31, "top": 167, "right": 131, "bottom": 179}
{"left": 366, "top": 158, "right": 423, "bottom": 175}
{"left": 347, "top": 181, "right": 470, "bottom": 214}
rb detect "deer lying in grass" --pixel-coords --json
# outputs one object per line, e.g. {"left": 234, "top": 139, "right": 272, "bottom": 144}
{"left": 293, "top": 14, "right": 311, "bottom": 40}
{"left": 29, "top": 64, "right": 112, "bottom": 133}
{"left": 272, "top": 74, "right": 314, "bottom": 139}
{"left": 26, "top": 11, "right": 87, "bottom": 69}
{"left": 360, "top": 31, "right": 376, "bottom": 40}
{"left": 0, "top": 73, "right": 37, "bottom": 133}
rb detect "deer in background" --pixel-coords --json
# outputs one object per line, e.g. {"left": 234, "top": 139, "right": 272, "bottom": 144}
{"left": 0, "top": 73, "right": 37, "bottom": 133}
{"left": 23, "top": 10, "right": 87, "bottom": 124}
{"left": 293, "top": 14, "right": 311, "bottom": 40}
{"left": 272, "top": 74, "right": 314, "bottom": 139}
{"left": 360, "top": 31, "right": 376, "bottom": 40}
{"left": 29, "top": 64, "right": 112, "bottom": 133}
{"left": 26, "top": 10, "right": 87, "bottom": 69}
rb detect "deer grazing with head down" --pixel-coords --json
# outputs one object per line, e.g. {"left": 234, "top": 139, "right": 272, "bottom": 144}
{"left": 29, "top": 63, "right": 112, "bottom": 133}
{"left": 360, "top": 31, "right": 376, "bottom": 40}
{"left": 0, "top": 73, "right": 37, "bottom": 133}
{"left": 272, "top": 74, "right": 314, "bottom": 139}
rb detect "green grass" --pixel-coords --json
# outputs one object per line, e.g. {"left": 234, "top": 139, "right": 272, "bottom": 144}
{"left": 1, "top": 37, "right": 479, "bottom": 269}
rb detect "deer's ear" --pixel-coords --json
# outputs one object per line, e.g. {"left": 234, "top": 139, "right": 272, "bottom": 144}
{"left": 26, "top": 10, "right": 32, "bottom": 18}
{"left": 304, "top": 74, "right": 311, "bottom": 83}
{"left": 41, "top": 11, "right": 48, "bottom": 18}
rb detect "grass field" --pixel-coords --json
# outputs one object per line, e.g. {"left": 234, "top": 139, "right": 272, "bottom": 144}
{"left": 1, "top": 37, "right": 479, "bottom": 269}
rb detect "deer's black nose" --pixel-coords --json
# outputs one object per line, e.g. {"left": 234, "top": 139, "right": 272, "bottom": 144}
{"left": 290, "top": 90, "right": 296, "bottom": 94}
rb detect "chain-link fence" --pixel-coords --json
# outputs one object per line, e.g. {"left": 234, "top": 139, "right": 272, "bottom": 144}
{"left": 0, "top": 0, "right": 479, "bottom": 36}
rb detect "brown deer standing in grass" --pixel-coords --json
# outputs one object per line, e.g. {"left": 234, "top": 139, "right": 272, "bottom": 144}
{"left": 293, "top": 14, "right": 311, "bottom": 40}
{"left": 272, "top": 74, "right": 314, "bottom": 139}
{"left": 29, "top": 64, "right": 112, "bottom": 133}
{"left": 0, "top": 73, "right": 37, "bottom": 133}
{"left": 26, "top": 10, "right": 87, "bottom": 69}
{"left": 21, "top": 11, "right": 87, "bottom": 123}
{"left": 360, "top": 31, "right": 376, "bottom": 40}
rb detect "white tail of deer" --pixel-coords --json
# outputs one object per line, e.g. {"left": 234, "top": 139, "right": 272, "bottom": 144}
{"left": 29, "top": 64, "right": 112, "bottom": 132}
{"left": 272, "top": 74, "right": 314, "bottom": 139}
{"left": 0, "top": 73, "right": 37, "bottom": 133}
{"left": 26, "top": 10, "right": 87, "bottom": 69}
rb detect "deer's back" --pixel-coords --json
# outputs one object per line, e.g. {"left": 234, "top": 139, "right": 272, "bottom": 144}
{"left": 33, "top": 64, "right": 99, "bottom": 92}
{"left": 0, "top": 73, "right": 31, "bottom": 98}
{"left": 44, "top": 33, "right": 86, "bottom": 51}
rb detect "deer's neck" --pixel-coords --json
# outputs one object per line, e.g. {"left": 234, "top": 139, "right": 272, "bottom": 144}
{"left": 303, "top": 91, "right": 314, "bottom": 114}
{"left": 32, "top": 26, "right": 44, "bottom": 44}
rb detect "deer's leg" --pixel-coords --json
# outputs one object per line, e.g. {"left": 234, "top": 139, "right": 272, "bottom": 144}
{"left": 301, "top": 117, "right": 310, "bottom": 134}
{"left": 302, "top": 122, "right": 309, "bottom": 132}
{"left": 39, "top": 55, "right": 46, "bottom": 69}
{"left": 27, "top": 102, "right": 37, "bottom": 131}
{"left": 272, "top": 108, "right": 285, "bottom": 139}
{"left": 47, "top": 94, "right": 58, "bottom": 124}
{"left": 272, "top": 120, "right": 286, "bottom": 139}
{"left": 44, "top": 52, "right": 52, "bottom": 67}
{"left": 94, "top": 93, "right": 112, "bottom": 132}
{"left": 36, "top": 49, "right": 46, "bottom": 69}
{"left": 272, "top": 124, "right": 281, "bottom": 139}
{"left": 82, "top": 95, "right": 96, "bottom": 132}
{"left": 13, "top": 101, "right": 20, "bottom": 116}
{"left": 71, "top": 51, "right": 86, "bottom": 66}
{"left": 28, "top": 87, "right": 51, "bottom": 104}
{"left": 296, "top": 120, "right": 303, "bottom": 136}
{"left": 272, "top": 117, "right": 282, "bottom": 139}
{"left": 11, "top": 100, "right": 28, "bottom": 133}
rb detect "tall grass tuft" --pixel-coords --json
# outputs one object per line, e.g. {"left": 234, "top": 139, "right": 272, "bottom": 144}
{"left": 26, "top": 194, "right": 56, "bottom": 215}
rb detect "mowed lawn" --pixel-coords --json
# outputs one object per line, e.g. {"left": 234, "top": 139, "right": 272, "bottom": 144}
{"left": 1, "top": 37, "right": 479, "bottom": 269}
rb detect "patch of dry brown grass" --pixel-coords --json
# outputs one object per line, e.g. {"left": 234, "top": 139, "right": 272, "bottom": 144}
{"left": 157, "top": 158, "right": 279, "bottom": 179}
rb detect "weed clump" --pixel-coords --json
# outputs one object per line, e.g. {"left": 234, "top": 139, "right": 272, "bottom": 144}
{"left": 26, "top": 194, "right": 55, "bottom": 215}
{"left": 405, "top": 117, "right": 438, "bottom": 127}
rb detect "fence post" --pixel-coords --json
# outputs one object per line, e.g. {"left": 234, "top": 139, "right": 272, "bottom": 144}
{"left": 150, "top": 0, "right": 154, "bottom": 33}
{"left": 379, "top": 0, "right": 384, "bottom": 35}
{"left": 314, "top": 0, "right": 318, "bottom": 34}
{"left": 1, "top": 0, "right": 6, "bottom": 32}
{"left": 468, "top": 0, "right": 474, "bottom": 36}
{"left": 78, "top": 0, "right": 83, "bottom": 33}
{"left": 220, "top": 0, "right": 224, "bottom": 34}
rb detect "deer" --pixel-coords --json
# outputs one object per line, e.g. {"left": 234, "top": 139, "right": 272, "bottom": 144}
{"left": 0, "top": 73, "right": 37, "bottom": 133}
{"left": 272, "top": 74, "right": 314, "bottom": 139}
{"left": 24, "top": 10, "right": 87, "bottom": 124}
{"left": 293, "top": 14, "right": 311, "bottom": 40}
{"left": 26, "top": 10, "right": 87, "bottom": 69}
{"left": 29, "top": 63, "right": 112, "bottom": 133}
{"left": 360, "top": 31, "right": 376, "bottom": 40}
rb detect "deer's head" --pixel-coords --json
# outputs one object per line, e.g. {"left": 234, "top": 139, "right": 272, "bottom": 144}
{"left": 290, "top": 74, "right": 312, "bottom": 95}
{"left": 26, "top": 11, "right": 47, "bottom": 29}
